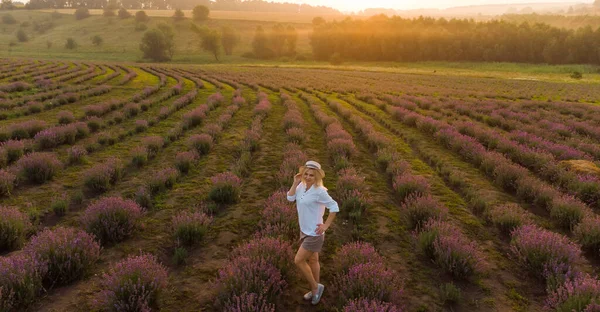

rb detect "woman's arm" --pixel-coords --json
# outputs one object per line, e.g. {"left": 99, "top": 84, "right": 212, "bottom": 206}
{"left": 286, "top": 173, "right": 302, "bottom": 201}
{"left": 316, "top": 212, "right": 336, "bottom": 235}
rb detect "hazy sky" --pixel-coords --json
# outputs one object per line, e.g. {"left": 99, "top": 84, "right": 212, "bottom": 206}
{"left": 285, "top": 0, "right": 590, "bottom": 12}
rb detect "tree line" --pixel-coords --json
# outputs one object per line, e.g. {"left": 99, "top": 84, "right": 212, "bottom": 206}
{"left": 24, "top": 0, "right": 340, "bottom": 14}
{"left": 310, "top": 15, "right": 600, "bottom": 65}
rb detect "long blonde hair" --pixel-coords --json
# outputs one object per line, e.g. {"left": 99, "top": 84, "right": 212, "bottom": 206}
{"left": 299, "top": 166, "right": 325, "bottom": 188}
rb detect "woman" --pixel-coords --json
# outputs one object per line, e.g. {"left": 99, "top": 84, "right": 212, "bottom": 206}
{"left": 287, "top": 160, "right": 339, "bottom": 305}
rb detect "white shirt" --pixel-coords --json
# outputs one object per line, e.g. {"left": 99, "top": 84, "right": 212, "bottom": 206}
{"left": 287, "top": 182, "right": 339, "bottom": 236}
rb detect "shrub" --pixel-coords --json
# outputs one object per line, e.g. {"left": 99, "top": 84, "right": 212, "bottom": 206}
{"left": 81, "top": 197, "right": 145, "bottom": 245}
{"left": 209, "top": 172, "right": 242, "bottom": 204}
{"left": 65, "top": 37, "right": 78, "bottom": 49}
{"left": 188, "top": 133, "right": 213, "bottom": 155}
{"left": 223, "top": 292, "right": 275, "bottom": 312}
{"left": 570, "top": 71, "right": 583, "bottom": 80}
{"left": 134, "top": 187, "right": 153, "bottom": 210}
{"left": 130, "top": 146, "right": 148, "bottom": 167}
{"left": 0, "top": 206, "right": 32, "bottom": 252}
{"left": 141, "top": 136, "right": 164, "bottom": 158}
{"left": 57, "top": 111, "right": 75, "bottom": 124}
{"left": 95, "top": 254, "right": 167, "bottom": 311}
{"left": 8, "top": 120, "right": 47, "bottom": 140}
{"left": 67, "top": 145, "right": 87, "bottom": 164}
{"left": 545, "top": 275, "right": 600, "bottom": 311}
{"left": 16, "top": 29, "right": 28, "bottom": 42}
{"left": 74, "top": 7, "right": 90, "bottom": 20}
{"left": 204, "top": 123, "right": 223, "bottom": 139}
{"left": 574, "top": 215, "right": 600, "bottom": 256}
{"left": 511, "top": 224, "right": 582, "bottom": 279}
{"left": 135, "top": 10, "right": 148, "bottom": 23}
{"left": 403, "top": 194, "right": 447, "bottom": 230}
{"left": 2, "top": 13, "right": 17, "bottom": 24}
{"left": 182, "top": 107, "right": 207, "bottom": 129}
{"left": 343, "top": 299, "right": 403, "bottom": 312}
{"left": 86, "top": 116, "right": 102, "bottom": 132}
{"left": 231, "top": 237, "right": 294, "bottom": 278}
{"left": 51, "top": 198, "right": 68, "bottom": 216}
{"left": 24, "top": 227, "right": 101, "bottom": 286}
{"left": 333, "top": 262, "right": 403, "bottom": 305}
{"left": 173, "top": 247, "right": 188, "bottom": 266}
{"left": 1, "top": 140, "right": 25, "bottom": 163}
{"left": 333, "top": 241, "right": 384, "bottom": 274}
{"left": 118, "top": 8, "right": 131, "bottom": 19}
{"left": 0, "top": 254, "right": 46, "bottom": 311}
{"left": 172, "top": 210, "right": 212, "bottom": 246}
{"left": 16, "top": 152, "right": 62, "bottom": 183}
{"left": 550, "top": 195, "right": 586, "bottom": 230}
{"left": 487, "top": 203, "right": 528, "bottom": 235}
{"left": 392, "top": 173, "right": 430, "bottom": 202}
{"left": 418, "top": 220, "right": 480, "bottom": 279}
{"left": 147, "top": 167, "right": 179, "bottom": 194}
{"left": 258, "top": 191, "right": 298, "bottom": 240}
{"left": 83, "top": 158, "right": 124, "bottom": 192}
{"left": 285, "top": 127, "right": 304, "bottom": 143}
{"left": 134, "top": 119, "right": 148, "bottom": 132}
{"left": 175, "top": 151, "right": 198, "bottom": 174}
{"left": 124, "top": 103, "right": 140, "bottom": 117}
{"left": 0, "top": 169, "right": 16, "bottom": 196}
{"left": 214, "top": 257, "right": 286, "bottom": 308}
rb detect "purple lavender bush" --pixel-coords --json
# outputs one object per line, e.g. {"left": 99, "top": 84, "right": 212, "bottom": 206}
{"left": 574, "top": 215, "right": 600, "bottom": 256}
{"left": 0, "top": 206, "right": 32, "bottom": 251}
{"left": 141, "top": 136, "right": 164, "bottom": 158}
{"left": 343, "top": 298, "right": 403, "bottom": 312}
{"left": 333, "top": 241, "right": 384, "bottom": 274}
{"left": 81, "top": 197, "right": 145, "bottom": 245}
{"left": 511, "top": 224, "right": 582, "bottom": 280}
{"left": 16, "top": 152, "right": 62, "bottom": 183}
{"left": 332, "top": 262, "right": 403, "bottom": 306}
{"left": 545, "top": 275, "right": 600, "bottom": 312}
{"left": 147, "top": 167, "right": 179, "bottom": 194}
{"left": 231, "top": 237, "right": 294, "bottom": 278}
{"left": 403, "top": 194, "right": 448, "bottom": 230}
{"left": 130, "top": 146, "right": 149, "bottom": 167}
{"left": 172, "top": 210, "right": 212, "bottom": 246}
{"left": 550, "top": 195, "right": 586, "bottom": 230}
{"left": 0, "top": 254, "right": 46, "bottom": 311}
{"left": 258, "top": 191, "right": 298, "bottom": 240}
{"left": 392, "top": 173, "right": 430, "bottom": 202}
{"left": 24, "top": 227, "right": 101, "bottom": 286}
{"left": 222, "top": 292, "right": 275, "bottom": 312}
{"left": 418, "top": 220, "right": 480, "bottom": 279}
{"left": 188, "top": 133, "right": 213, "bottom": 155}
{"left": 57, "top": 110, "right": 75, "bottom": 125}
{"left": 487, "top": 203, "right": 529, "bottom": 235}
{"left": 67, "top": 145, "right": 87, "bottom": 164}
{"left": 209, "top": 172, "right": 241, "bottom": 204}
{"left": 174, "top": 151, "right": 199, "bottom": 174}
{"left": 1, "top": 139, "right": 25, "bottom": 163}
{"left": 0, "top": 169, "right": 17, "bottom": 196}
{"left": 214, "top": 257, "right": 286, "bottom": 308}
{"left": 83, "top": 158, "right": 124, "bottom": 192}
{"left": 95, "top": 254, "right": 168, "bottom": 312}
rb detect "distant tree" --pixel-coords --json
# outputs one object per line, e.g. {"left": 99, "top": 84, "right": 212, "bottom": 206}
{"left": 74, "top": 7, "right": 90, "bottom": 20}
{"left": 252, "top": 25, "right": 271, "bottom": 59}
{"left": 118, "top": 8, "right": 131, "bottom": 18}
{"left": 2, "top": 13, "right": 16, "bottom": 24}
{"left": 1, "top": 0, "right": 14, "bottom": 10}
{"left": 312, "top": 16, "right": 325, "bottom": 27}
{"left": 16, "top": 28, "right": 27, "bottom": 42}
{"left": 200, "top": 28, "right": 221, "bottom": 60}
{"left": 285, "top": 25, "right": 297, "bottom": 55}
{"left": 135, "top": 10, "right": 148, "bottom": 23}
{"left": 221, "top": 25, "right": 239, "bottom": 55}
{"left": 172, "top": 8, "right": 184, "bottom": 21}
{"left": 65, "top": 37, "right": 77, "bottom": 49}
{"left": 92, "top": 35, "right": 103, "bottom": 46}
{"left": 192, "top": 5, "right": 209, "bottom": 21}
{"left": 139, "top": 24, "right": 174, "bottom": 61}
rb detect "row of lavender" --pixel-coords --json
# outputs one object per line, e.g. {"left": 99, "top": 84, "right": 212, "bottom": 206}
{"left": 0, "top": 87, "right": 253, "bottom": 310}
{"left": 348, "top": 94, "right": 600, "bottom": 311}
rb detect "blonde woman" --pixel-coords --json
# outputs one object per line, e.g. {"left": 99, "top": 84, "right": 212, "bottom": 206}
{"left": 287, "top": 160, "right": 339, "bottom": 305}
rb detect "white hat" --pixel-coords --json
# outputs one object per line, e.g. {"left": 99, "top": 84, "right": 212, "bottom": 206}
{"left": 301, "top": 160, "right": 325, "bottom": 177}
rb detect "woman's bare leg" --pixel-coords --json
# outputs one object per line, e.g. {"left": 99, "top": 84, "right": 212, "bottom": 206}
{"left": 308, "top": 252, "right": 320, "bottom": 283}
{"left": 295, "top": 247, "right": 318, "bottom": 294}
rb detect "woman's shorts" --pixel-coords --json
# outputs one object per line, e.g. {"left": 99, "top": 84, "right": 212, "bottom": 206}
{"left": 299, "top": 232, "right": 324, "bottom": 253}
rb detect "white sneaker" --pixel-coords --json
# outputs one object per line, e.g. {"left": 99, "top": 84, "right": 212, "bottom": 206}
{"left": 311, "top": 284, "right": 324, "bottom": 305}
{"left": 303, "top": 291, "right": 312, "bottom": 300}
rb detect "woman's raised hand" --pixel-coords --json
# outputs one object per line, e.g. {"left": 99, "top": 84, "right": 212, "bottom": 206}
{"left": 293, "top": 173, "right": 302, "bottom": 184}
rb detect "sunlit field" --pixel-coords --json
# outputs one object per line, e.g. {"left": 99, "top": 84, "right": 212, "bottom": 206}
{"left": 1, "top": 57, "right": 600, "bottom": 312}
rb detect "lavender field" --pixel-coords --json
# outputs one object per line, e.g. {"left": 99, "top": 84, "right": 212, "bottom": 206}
{"left": 1, "top": 58, "right": 600, "bottom": 312}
